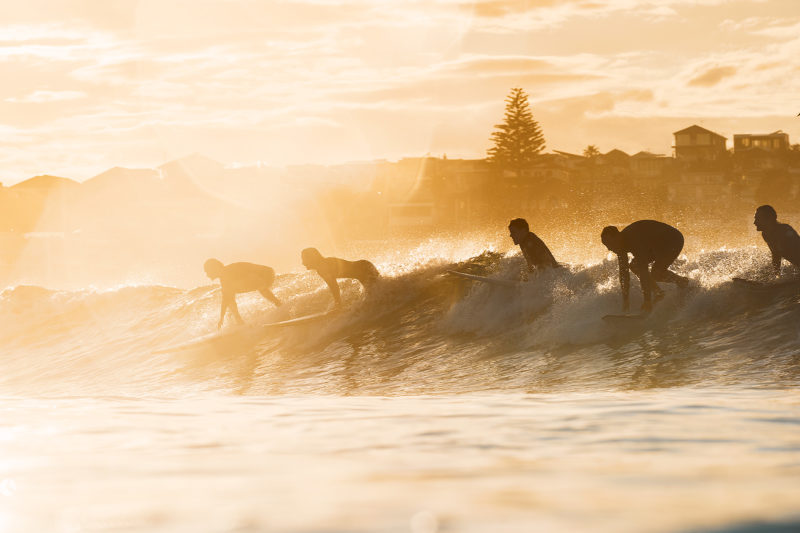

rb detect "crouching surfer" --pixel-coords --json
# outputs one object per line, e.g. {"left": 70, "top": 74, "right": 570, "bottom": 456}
{"left": 300, "top": 247, "right": 380, "bottom": 308}
{"left": 203, "top": 259, "right": 282, "bottom": 328}
{"left": 601, "top": 220, "right": 689, "bottom": 313}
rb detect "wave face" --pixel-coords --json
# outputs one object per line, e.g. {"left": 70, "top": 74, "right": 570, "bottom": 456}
{"left": 0, "top": 247, "right": 798, "bottom": 396}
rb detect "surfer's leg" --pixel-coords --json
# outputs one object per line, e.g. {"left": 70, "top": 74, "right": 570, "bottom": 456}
{"left": 259, "top": 288, "right": 282, "bottom": 307}
{"left": 630, "top": 257, "right": 653, "bottom": 309}
{"left": 229, "top": 297, "right": 245, "bottom": 325}
{"left": 652, "top": 246, "right": 688, "bottom": 288}
{"left": 651, "top": 275, "right": 665, "bottom": 303}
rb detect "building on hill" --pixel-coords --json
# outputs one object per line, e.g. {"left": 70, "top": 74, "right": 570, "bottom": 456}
{"left": 384, "top": 157, "right": 493, "bottom": 231}
{"left": 733, "top": 130, "right": 792, "bottom": 174}
{"left": 387, "top": 200, "right": 436, "bottom": 232}
{"left": 673, "top": 125, "right": 727, "bottom": 163}
{"left": 431, "top": 158, "right": 492, "bottom": 224}
{"left": 598, "top": 149, "right": 630, "bottom": 168}
{"left": 734, "top": 131, "right": 790, "bottom": 153}
{"left": 731, "top": 130, "right": 799, "bottom": 214}
{"left": 587, "top": 149, "right": 630, "bottom": 184}
{"left": 552, "top": 150, "right": 585, "bottom": 170}
{"left": 630, "top": 151, "right": 673, "bottom": 179}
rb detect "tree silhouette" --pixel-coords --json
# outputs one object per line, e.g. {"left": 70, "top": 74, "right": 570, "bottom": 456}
{"left": 583, "top": 145, "right": 600, "bottom": 159}
{"left": 487, "top": 88, "right": 545, "bottom": 176}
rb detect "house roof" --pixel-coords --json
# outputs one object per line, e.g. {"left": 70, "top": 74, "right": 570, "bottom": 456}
{"left": 733, "top": 131, "right": 788, "bottom": 139}
{"left": 673, "top": 124, "right": 726, "bottom": 139}
{"left": 632, "top": 151, "right": 666, "bottom": 158}
{"left": 553, "top": 150, "right": 585, "bottom": 159}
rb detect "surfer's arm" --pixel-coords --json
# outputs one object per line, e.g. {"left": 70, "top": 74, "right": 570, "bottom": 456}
{"left": 618, "top": 254, "right": 630, "bottom": 311}
{"left": 218, "top": 294, "right": 229, "bottom": 328}
{"left": 764, "top": 238, "right": 782, "bottom": 277}
{"left": 517, "top": 242, "right": 534, "bottom": 273}
{"left": 322, "top": 275, "right": 342, "bottom": 307}
{"left": 772, "top": 254, "right": 782, "bottom": 277}
{"left": 769, "top": 247, "right": 782, "bottom": 277}
{"left": 219, "top": 291, "right": 243, "bottom": 328}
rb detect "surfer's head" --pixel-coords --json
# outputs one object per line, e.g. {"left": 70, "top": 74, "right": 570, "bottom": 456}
{"left": 508, "top": 218, "right": 529, "bottom": 245}
{"left": 754, "top": 205, "right": 777, "bottom": 231}
{"left": 301, "top": 247, "right": 324, "bottom": 269}
{"left": 601, "top": 226, "right": 623, "bottom": 253}
{"left": 203, "top": 258, "right": 224, "bottom": 279}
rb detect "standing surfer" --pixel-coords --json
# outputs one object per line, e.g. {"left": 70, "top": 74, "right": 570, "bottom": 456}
{"left": 601, "top": 220, "right": 689, "bottom": 313}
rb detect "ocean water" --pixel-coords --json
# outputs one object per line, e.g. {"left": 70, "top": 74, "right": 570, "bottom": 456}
{"left": 0, "top": 248, "right": 798, "bottom": 532}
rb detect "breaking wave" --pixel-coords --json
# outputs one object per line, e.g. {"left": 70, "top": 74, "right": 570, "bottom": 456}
{"left": 0, "top": 247, "right": 798, "bottom": 396}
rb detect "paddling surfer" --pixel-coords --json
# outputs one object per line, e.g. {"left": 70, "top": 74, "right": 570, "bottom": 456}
{"left": 753, "top": 205, "right": 800, "bottom": 277}
{"left": 601, "top": 220, "right": 689, "bottom": 313}
{"left": 508, "top": 218, "right": 559, "bottom": 273}
{"left": 300, "top": 248, "right": 380, "bottom": 308}
{"left": 203, "top": 259, "right": 282, "bottom": 328}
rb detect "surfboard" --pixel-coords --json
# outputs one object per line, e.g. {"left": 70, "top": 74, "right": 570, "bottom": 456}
{"left": 261, "top": 310, "right": 337, "bottom": 329}
{"left": 732, "top": 277, "right": 800, "bottom": 292}
{"left": 154, "top": 310, "right": 338, "bottom": 354}
{"left": 446, "top": 270, "right": 520, "bottom": 288}
{"left": 602, "top": 313, "right": 648, "bottom": 323}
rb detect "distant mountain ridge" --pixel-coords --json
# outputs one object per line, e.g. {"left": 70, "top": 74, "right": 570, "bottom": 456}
{"left": 11, "top": 175, "right": 80, "bottom": 190}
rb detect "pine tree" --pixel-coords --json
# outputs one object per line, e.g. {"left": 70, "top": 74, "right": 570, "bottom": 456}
{"left": 487, "top": 88, "right": 546, "bottom": 175}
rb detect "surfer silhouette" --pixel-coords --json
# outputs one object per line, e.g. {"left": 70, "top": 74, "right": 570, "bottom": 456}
{"left": 300, "top": 248, "right": 380, "bottom": 308}
{"left": 203, "top": 259, "right": 282, "bottom": 328}
{"left": 754, "top": 205, "right": 800, "bottom": 277}
{"left": 601, "top": 220, "right": 689, "bottom": 313}
{"left": 508, "top": 218, "right": 559, "bottom": 274}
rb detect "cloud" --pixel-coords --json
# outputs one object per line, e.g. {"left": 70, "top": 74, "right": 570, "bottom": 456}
{"left": 466, "top": 0, "right": 561, "bottom": 18}
{"left": 0, "top": 0, "right": 796, "bottom": 181}
{"left": 688, "top": 66, "right": 738, "bottom": 87}
{"left": 720, "top": 16, "right": 800, "bottom": 37}
{"left": 465, "top": 0, "right": 731, "bottom": 20}
{"left": 6, "top": 90, "right": 86, "bottom": 103}
{"left": 438, "top": 55, "right": 556, "bottom": 75}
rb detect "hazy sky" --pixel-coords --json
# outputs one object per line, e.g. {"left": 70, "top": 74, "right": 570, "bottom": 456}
{"left": 0, "top": 0, "right": 798, "bottom": 182}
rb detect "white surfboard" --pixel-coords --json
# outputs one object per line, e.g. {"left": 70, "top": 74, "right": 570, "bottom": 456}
{"left": 446, "top": 270, "right": 520, "bottom": 288}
